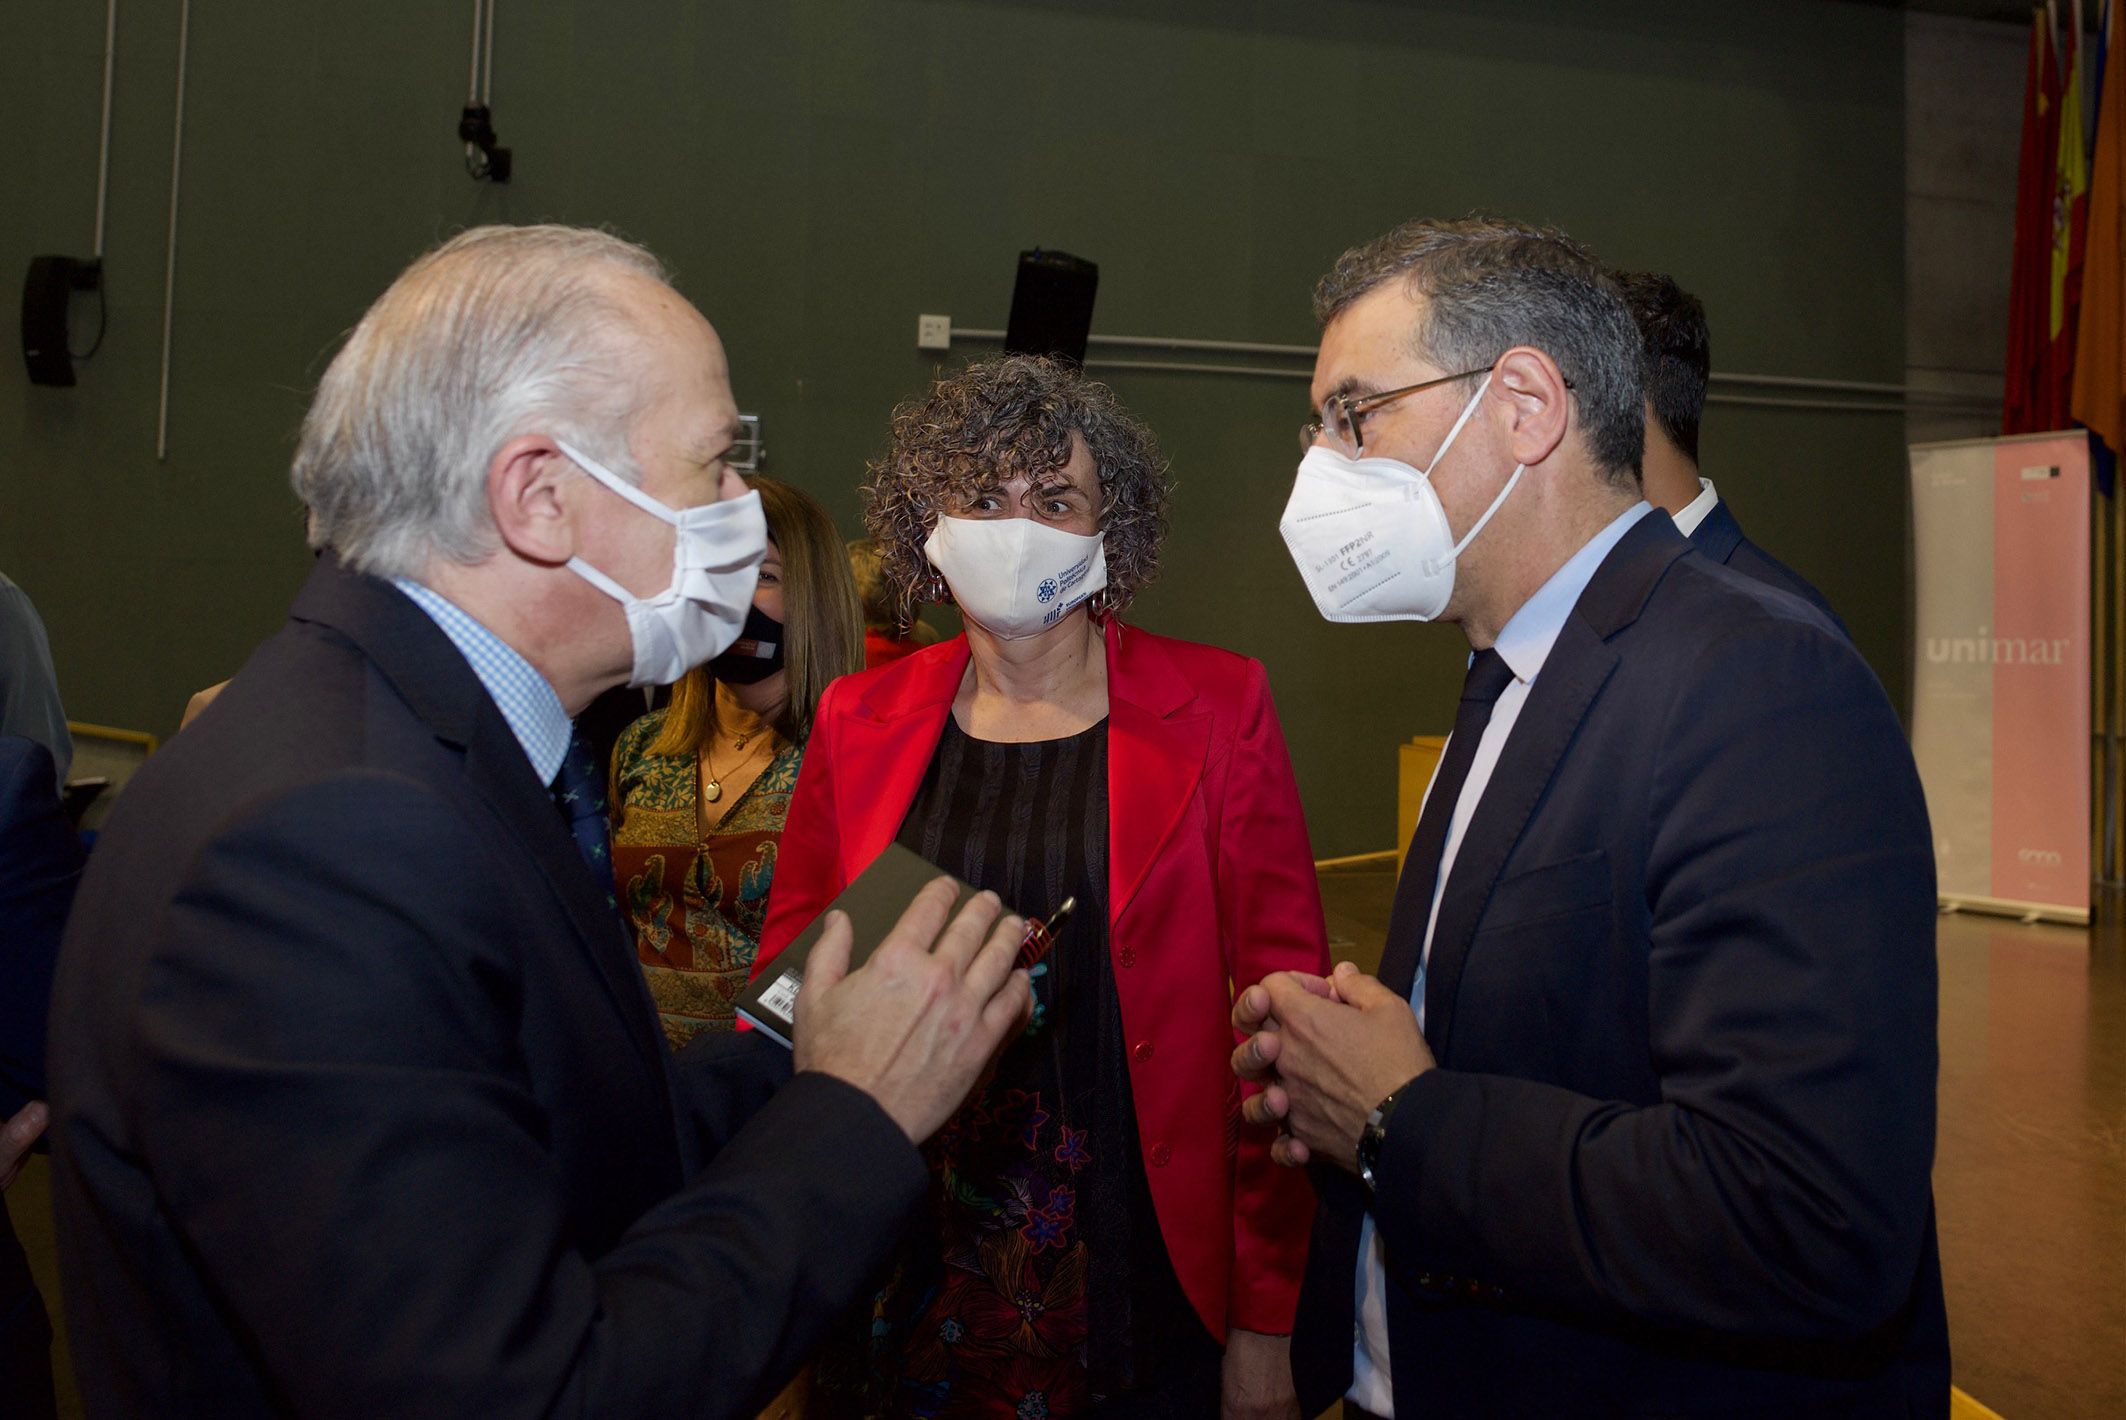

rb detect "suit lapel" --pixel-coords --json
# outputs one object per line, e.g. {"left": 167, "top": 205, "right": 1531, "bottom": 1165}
{"left": 458, "top": 711, "right": 671, "bottom": 1091}
{"left": 1422, "top": 624, "right": 1616, "bottom": 1061}
{"left": 835, "top": 626, "right": 1208, "bottom": 928}
{"left": 1422, "top": 514, "right": 1690, "bottom": 1061}
{"left": 291, "top": 556, "right": 670, "bottom": 1093}
{"left": 1104, "top": 623, "right": 1209, "bottom": 926}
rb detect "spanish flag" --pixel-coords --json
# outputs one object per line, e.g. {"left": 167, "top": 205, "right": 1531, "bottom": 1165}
{"left": 2049, "top": 5, "right": 2091, "bottom": 430}
{"left": 2073, "top": 0, "right": 2124, "bottom": 463}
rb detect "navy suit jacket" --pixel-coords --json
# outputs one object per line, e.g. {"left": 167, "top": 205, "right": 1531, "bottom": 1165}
{"left": 1689, "top": 496, "right": 1847, "bottom": 635}
{"left": 1292, "top": 515, "right": 1947, "bottom": 1418}
{"left": 0, "top": 736, "right": 80, "bottom": 1115}
{"left": 48, "top": 555, "right": 925, "bottom": 1419}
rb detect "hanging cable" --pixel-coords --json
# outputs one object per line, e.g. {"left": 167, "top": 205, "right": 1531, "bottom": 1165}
{"left": 458, "top": 0, "right": 509, "bottom": 181}
{"left": 157, "top": 0, "right": 190, "bottom": 458}
{"left": 94, "top": 0, "right": 117, "bottom": 259}
{"left": 68, "top": 0, "right": 117, "bottom": 363}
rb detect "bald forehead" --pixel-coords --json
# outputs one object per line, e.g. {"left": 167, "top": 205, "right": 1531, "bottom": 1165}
{"left": 600, "top": 269, "right": 739, "bottom": 464}
{"left": 597, "top": 268, "right": 718, "bottom": 357}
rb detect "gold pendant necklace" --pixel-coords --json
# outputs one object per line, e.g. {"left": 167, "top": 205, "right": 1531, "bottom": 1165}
{"left": 702, "top": 731, "right": 769, "bottom": 804}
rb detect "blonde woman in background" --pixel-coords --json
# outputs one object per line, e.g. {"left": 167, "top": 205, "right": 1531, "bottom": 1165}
{"left": 848, "top": 536, "right": 941, "bottom": 669}
{"left": 609, "top": 476, "right": 863, "bottom": 1049}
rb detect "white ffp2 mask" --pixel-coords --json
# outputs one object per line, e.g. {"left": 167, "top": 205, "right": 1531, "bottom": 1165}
{"left": 923, "top": 516, "right": 1108, "bottom": 640}
{"left": 558, "top": 440, "right": 767, "bottom": 687}
{"left": 1278, "top": 374, "right": 1524, "bottom": 622}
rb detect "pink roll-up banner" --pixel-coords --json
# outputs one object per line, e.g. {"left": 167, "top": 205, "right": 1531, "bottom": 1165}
{"left": 1908, "top": 433, "right": 2092, "bottom": 924}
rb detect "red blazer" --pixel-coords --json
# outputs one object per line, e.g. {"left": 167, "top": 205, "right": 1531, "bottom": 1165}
{"left": 862, "top": 628, "right": 922, "bottom": 670}
{"left": 756, "top": 621, "right": 1328, "bottom": 1340}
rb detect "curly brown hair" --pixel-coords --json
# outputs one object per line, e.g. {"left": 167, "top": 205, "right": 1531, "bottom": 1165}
{"left": 862, "top": 355, "right": 1172, "bottom": 627}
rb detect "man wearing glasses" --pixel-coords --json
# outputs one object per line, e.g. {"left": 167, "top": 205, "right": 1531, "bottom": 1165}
{"left": 1239, "top": 217, "right": 1948, "bottom": 1418}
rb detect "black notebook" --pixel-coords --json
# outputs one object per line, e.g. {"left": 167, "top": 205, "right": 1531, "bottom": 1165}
{"left": 735, "top": 843, "right": 980, "bottom": 1048}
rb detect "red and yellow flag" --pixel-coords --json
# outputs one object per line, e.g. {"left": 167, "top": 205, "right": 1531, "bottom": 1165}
{"left": 2007, "top": 9, "right": 2064, "bottom": 433}
{"left": 2048, "top": 5, "right": 2092, "bottom": 427}
{"left": 2073, "top": 0, "right": 2125, "bottom": 457}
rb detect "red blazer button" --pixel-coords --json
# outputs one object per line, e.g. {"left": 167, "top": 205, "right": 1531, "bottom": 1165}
{"left": 1118, "top": 945, "right": 1137, "bottom": 967}
{"left": 1149, "top": 1142, "right": 1172, "bottom": 1166}
{"left": 1132, "top": 1040, "right": 1154, "bottom": 1062}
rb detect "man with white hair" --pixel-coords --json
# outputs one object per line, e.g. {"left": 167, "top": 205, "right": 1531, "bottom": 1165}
{"left": 47, "top": 225, "right": 1034, "bottom": 1419}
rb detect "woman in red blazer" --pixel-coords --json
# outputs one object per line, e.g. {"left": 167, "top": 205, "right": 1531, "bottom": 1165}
{"left": 756, "top": 357, "right": 1326, "bottom": 1419}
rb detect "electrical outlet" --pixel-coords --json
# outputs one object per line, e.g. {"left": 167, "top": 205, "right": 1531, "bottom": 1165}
{"left": 917, "top": 314, "right": 952, "bottom": 351}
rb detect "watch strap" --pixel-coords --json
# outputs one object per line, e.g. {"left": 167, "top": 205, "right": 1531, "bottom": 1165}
{"left": 1357, "top": 1086, "right": 1404, "bottom": 1192}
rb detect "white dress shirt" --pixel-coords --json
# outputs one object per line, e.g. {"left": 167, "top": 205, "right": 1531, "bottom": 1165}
{"left": 1347, "top": 501, "right": 1652, "bottom": 1416}
{"left": 1669, "top": 477, "right": 1718, "bottom": 537}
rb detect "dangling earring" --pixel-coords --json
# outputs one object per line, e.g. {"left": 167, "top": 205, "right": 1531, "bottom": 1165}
{"left": 1087, "top": 587, "right": 1115, "bottom": 625}
{"left": 923, "top": 570, "right": 952, "bottom": 606}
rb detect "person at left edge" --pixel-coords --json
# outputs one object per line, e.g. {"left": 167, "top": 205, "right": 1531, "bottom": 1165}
{"left": 46, "top": 225, "right": 1036, "bottom": 1420}
{"left": 758, "top": 355, "right": 1326, "bottom": 1418}
{"left": 0, "top": 735, "right": 84, "bottom": 1420}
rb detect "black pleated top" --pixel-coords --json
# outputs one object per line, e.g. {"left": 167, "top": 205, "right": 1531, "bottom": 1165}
{"left": 835, "top": 713, "right": 1217, "bottom": 1416}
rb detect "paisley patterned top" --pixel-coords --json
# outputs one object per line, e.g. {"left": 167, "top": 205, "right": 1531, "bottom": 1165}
{"left": 609, "top": 710, "right": 802, "bottom": 1050}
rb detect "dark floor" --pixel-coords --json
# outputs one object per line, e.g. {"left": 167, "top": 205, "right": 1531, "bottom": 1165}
{"left": 11, "top": 869, "right": 2122, "bottom": 1418}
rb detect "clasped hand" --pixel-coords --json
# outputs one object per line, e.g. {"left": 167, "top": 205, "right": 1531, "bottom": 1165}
{"left": 1230, "top": 961, "right": 1434, "bottom": 1171}
{"left": 791, "top": 877, "right": 1034, "bottom": 1144}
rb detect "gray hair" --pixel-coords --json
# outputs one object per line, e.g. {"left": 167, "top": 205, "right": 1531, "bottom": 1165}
{"left": 1313, "top": 216, "right": 1645, "bottom": 486}
{"left": 291, "top": 225, "right": 671, "bottom": 578}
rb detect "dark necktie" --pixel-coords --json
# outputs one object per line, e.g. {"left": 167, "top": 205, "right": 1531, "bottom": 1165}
{"left": 1378, "top": 648, "right": 1516, "bottom": 1001}
{"left": 552, "top": 732, "right": 617, "bottom": 911}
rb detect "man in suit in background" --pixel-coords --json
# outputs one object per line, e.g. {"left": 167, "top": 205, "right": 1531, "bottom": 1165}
{"left": 1610, "top": 269, "right": 1845, "bottom": 628}
{"left": 1249, "top": 218, "right": 1946, "bottom": 1417}
{"left": 49, "top": 225, "right": 1033, "bottom": 1419}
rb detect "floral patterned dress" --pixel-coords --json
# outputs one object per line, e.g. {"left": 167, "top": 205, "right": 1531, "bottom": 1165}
{"left": 815, "top": 716, "right": 1220, "bottom": 1418}
{"left": 609, "top": 711, "right": 802, "bottom": 1050}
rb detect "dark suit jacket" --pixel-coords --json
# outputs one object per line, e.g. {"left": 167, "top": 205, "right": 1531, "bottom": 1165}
{"left": 1292, "top": 515, "right": 1948, "bottom": 1419}
{"left": 1, "top": 736, "right": 80, "bottom": 1420}
{"left": 0, "top": 735, "right": 80, "bottom": 1115}
{"left": 48, "top": 556, "right": 928, "bottom": 1420}
{"left": 1689, "top": 496, "right": 1847, "bottom": 635}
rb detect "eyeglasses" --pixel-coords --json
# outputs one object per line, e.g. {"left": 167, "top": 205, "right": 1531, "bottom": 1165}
{"left": 1300, "top": 364, "right": 1576, "bottom": 457}
{"left": 1300, "top": 367, "right": 1491, "bottom": 457}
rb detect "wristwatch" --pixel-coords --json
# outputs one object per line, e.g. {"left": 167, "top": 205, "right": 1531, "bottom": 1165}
{"left": 1357, "top": 1087, "right": 1404, "bottom": 1193}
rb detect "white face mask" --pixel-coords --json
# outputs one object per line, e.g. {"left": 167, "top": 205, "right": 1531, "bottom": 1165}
{"left": 557, "top": 439, "right": 767, "bottom": 687}
{"left": 1278, "top": 373, "right": 1524, "bottom": 623}
{"left": 923, "top": 515, "right": 1108, "bottom": 641}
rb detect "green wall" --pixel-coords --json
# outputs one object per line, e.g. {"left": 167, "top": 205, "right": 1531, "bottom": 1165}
{"left": 1, "top": 0, "right": 1905, "bottom": 857}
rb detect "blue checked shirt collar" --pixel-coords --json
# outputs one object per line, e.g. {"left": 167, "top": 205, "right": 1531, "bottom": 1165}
{"left": 392, "top": 580, "right": 572, "bottom": 786}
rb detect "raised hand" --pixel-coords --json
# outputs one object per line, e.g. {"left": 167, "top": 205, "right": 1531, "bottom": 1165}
{"left": 792, "top": 878, "right": 1032, "bottom": 1143}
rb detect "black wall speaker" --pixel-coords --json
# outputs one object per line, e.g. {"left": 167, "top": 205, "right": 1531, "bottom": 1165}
{"left": 1004, "top": 250, "right": 1099, "bottom": 367}
{"left": 22, "top": 255, "right": 101, "bottom": 388}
